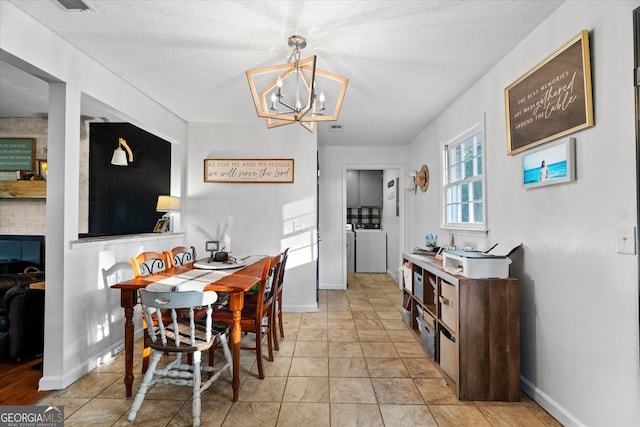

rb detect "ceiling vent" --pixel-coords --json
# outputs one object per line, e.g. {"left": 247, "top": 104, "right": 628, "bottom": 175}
{"left": 54, "top": 0, "right": 95, "bottom": 11}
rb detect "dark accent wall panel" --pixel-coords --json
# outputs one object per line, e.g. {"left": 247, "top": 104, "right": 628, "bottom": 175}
{"left": 89, "top": 123, "right": 171, "bottom": 236}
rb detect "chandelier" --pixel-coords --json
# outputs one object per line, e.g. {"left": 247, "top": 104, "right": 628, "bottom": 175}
{"left": 246, "top": 35, "right": 348, "bottom": 132}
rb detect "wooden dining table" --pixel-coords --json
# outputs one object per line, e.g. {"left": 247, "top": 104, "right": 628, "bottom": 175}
{"left": 110, "top": 256, "right": 267, "bottom": 401}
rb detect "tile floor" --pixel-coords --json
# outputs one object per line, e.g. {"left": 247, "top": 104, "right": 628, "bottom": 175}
{"left": 35, "top": 273, "right": 562, "bottom": 426}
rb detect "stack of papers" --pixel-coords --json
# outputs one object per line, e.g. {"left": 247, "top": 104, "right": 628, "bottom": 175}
{"left": 485, "top": 240, "right": 522, "bottom": 256}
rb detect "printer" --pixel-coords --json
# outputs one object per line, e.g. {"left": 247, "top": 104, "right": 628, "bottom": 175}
{"left": 442, "top": 241, "right": 521, "bottom": 279}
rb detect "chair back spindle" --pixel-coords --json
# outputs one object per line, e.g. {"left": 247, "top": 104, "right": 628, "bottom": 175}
{"left": 130, "top": 251, "right": 170, "bottom": 278}
{"left": 166, "top": 246, "right": 197, "bottom": 268}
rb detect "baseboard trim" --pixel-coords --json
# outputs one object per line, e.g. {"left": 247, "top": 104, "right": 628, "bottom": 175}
{"left": 386, "top": 269, "right": 399, "bottom": 283}
{"left": 39, "top": 330, "right": 145, "bottom": 391}
{"left": 282, "top": 304, "right": 319, "bottom": 312}
{"left": 320, "top": 282, "right": 346, "bottom": 290}
{"left": 520, "top": 375, "right": 584, "bottom": 427}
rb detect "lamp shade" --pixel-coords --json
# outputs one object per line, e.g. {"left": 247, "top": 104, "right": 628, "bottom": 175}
{"left": 111, "top": 138, "right": 133, "bottom": 166}
{"left": 156, "top": 195, "right": 180, "bottom": 212}
{"left": 111, "top": 147, "right": 128, "bottom": 166}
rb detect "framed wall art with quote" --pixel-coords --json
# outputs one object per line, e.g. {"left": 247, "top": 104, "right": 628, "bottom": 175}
{"left": 504, "top": 30, "right": 594, "bottom": 155}
{"left": 204, "top": 158, "right": 294, "bottom": 183}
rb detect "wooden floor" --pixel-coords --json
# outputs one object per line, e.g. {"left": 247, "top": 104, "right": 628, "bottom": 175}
{"left": 0, "top": 357, "right": 50, "bottom": 406}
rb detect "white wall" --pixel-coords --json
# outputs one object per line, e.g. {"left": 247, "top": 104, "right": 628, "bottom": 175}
{"left": 185, "top": 123, "right": 318, "bottom": 312}
{"left": 405, "top": 2, "right": 639, "bottom": 426}
{"left": 318, "top": 146, "right": 407, "bottom": 289}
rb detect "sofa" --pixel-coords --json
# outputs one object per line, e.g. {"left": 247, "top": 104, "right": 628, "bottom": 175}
{"left": 0, "top": 271, "right": 45, "bottom": 361}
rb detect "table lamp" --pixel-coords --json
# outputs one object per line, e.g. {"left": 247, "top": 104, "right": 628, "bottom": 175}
{"left": 155, "top": 195, "right": 180, "bottom": 233}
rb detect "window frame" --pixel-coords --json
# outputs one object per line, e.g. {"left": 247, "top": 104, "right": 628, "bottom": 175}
{"left": 442, "top": 122, "right": 487, "bottom": 232}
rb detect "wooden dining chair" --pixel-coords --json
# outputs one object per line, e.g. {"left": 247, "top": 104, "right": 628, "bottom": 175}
{"left": 272, "top": 248, "right": 289, "bottom": 351}
{"left": 166, "top": 245, "right": 196, "bottom": 267}
{"left": 130, "top": 251, "right": 171, "bottom": 278}
{"left": 213, "top": 255, "right": 279, "bottom": 379}
{"left": 130, "top": 251, "right": 172, "bottom": 372}
{"left": 128, "top": 289, "right": 232, "bottom": 427}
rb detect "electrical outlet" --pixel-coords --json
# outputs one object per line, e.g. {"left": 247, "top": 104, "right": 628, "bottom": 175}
{"left": 616, "top": 226, "right": 636, "bottom": 255}
{"left": 293, "top": 220, "right": 304, "bottom": 231}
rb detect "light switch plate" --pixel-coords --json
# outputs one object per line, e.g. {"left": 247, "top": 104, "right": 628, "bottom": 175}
{"left": 616, "top": 226, "right": 636, "bottom": 255}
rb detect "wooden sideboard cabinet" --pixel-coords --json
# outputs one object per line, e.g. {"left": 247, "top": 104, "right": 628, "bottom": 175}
{"left": 402, "top": 252, "right": 520, "bottom": 401}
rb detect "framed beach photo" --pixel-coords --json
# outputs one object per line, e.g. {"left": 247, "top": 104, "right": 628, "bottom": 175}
{"left": 522, "top": 137, "right": 575, "bottom": 189}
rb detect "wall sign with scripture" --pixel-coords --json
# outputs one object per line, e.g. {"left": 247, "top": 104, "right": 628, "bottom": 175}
{"left": 204, "top": 158, "right": 294, "bottom": 183}
{"left": 504, "top": 30, "right": 594, "bottom": 155}
{"left": 0, "top": 138, "right": 36, "bottom": 171}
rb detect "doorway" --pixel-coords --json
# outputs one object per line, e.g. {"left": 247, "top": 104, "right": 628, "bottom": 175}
{"left": 343, "top": 164, "right": 406, "bottom": 288}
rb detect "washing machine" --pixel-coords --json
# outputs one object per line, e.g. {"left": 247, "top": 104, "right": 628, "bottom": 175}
{"left": 354, "top": 226, "right": 387, "bottom": 273}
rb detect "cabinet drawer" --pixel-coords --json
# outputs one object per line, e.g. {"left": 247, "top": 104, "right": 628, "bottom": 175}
{"left": 439, "top": 281, "right": 457, "bottom": 331}
{"left": 417, "top": 313, "right": 436, "bottom": 360}
{"left": 413, "top": 271, "right": 424, "bottom": 302}
{"left": 440, "top": 329, "right": 458, "bottom": 384}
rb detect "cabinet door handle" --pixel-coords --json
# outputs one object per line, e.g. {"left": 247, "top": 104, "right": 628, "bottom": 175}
{"left": 439, "top": 296, "right": 454, "bottom": 307}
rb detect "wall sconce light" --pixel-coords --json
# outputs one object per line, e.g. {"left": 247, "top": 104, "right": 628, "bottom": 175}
{"left": 111, "top": 137, "right": 133, "bottom": 166}
{"left": 155, "top": 195, "right": 180, "bottom": 233}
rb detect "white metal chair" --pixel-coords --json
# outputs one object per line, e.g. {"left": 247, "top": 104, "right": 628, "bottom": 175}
{"left": 128, "top": 289, "right": 232, "bottom": 426}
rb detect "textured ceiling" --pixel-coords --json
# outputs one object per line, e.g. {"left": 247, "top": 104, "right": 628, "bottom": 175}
{"left": 1, "top": 0, "right": 564, "bottom": 146}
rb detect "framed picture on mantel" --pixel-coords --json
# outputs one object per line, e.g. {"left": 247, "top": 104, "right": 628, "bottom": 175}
{"left": 505, "top": 30, "right": 594, "bottom": 155}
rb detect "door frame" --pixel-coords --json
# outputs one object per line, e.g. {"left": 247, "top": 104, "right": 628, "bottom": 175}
{"left": 342, "top": 163, "right": 407, "bottom": 288}
{"left": 633, "top": 6, "right": 640, "bottom": 338}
